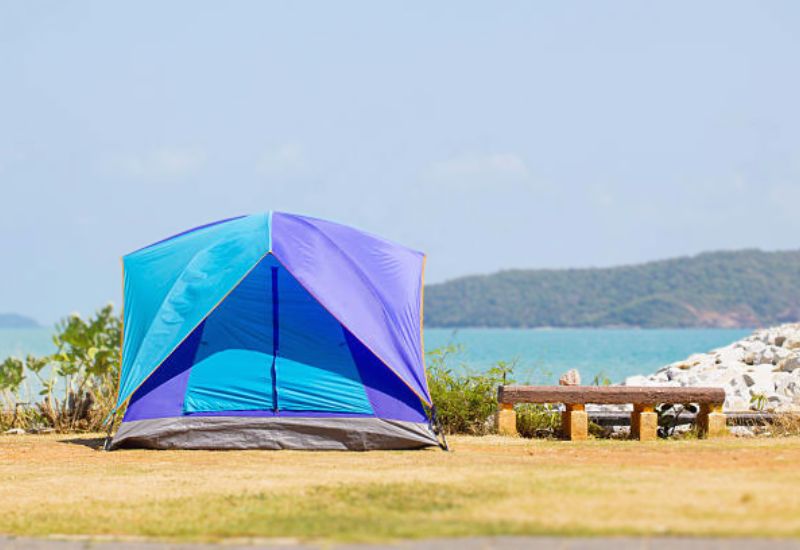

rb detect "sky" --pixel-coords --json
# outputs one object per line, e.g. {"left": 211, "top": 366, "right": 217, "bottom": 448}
{"left": 1, "top": 1, "right": 799, "bottom": 324}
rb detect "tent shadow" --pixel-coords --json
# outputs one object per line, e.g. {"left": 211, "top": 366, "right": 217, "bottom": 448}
{"left": 60, "top": 437, "right": 106, "bottom": 450}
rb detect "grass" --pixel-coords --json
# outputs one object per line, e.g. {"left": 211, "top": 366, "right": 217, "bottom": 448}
{"left": 2, "top": 434, "right": 800, "bottom": 543}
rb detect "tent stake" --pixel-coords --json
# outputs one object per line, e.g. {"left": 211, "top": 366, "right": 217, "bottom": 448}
{"left": 431, "top": 405, "right": 450, "bottom": 451}
{"left": 102, "top": 407, "right": 118, "bottom": 451}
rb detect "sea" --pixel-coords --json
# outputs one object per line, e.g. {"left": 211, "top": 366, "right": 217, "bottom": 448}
{"left": 1, "top": 327, "right": 751, "bottom": 385}
{"left": 424, "top": 327, "right": 751, "bottom": 383}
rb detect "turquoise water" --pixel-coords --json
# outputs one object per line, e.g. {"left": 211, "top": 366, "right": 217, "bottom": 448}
{"left": 0, "top": 329, "right": 56, "bottom": 360}
{"left": 0, "top": 327, "right": 750, "bottom": 385}
{"left": 425, "top": 328, "right": 751, "bottom": 383}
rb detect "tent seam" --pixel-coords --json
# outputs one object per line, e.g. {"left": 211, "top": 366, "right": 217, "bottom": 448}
{"left": 126, "top": 215, "right": 246, "bottom": 257}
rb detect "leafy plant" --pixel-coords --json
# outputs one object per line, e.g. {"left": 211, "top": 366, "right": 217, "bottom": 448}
{"left": 516, "top": 403, "right": 560, "bottom": 438}
{"left": 426, "top": 345, "right": 515, "bottom": 435}
{"left": 750, "top": 392, "right": 768, "bottom": 412}
{"left": 0, "top": 356, "right": 25, "bottom": 395}
{"left": 426, "top": 346, "right": 564, "bottom": 438}
{"left": 0, "top": 305, "right": 121, "bottom": 432}
{"left": 591, "top": 371, "right": 612, "bottom": 386}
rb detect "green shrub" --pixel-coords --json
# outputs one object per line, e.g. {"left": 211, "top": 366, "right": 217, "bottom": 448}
{"left": 426, "top": 345, "right": 514, "bottom": 435}
{"left": 0, "top": 305, "right": 120, "bottom": 432}
{"left": 426, "top": 346, "right": 563, "bottom": 438}
{"left": 515, "top": 403, "right": 560, "bottom": 438}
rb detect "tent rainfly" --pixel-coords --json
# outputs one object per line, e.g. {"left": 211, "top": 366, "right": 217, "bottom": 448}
{"left": 109, "top": 212, "right": 439, "bottom": 450}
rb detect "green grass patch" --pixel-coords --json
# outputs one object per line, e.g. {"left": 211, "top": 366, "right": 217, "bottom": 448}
{"left": 1, "top": 482, "right": 512, "bottom": 542}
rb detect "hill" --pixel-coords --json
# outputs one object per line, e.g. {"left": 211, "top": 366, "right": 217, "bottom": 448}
{"left": 425, "top": 249, "right": 800, "bottom": 328}
{"left": 0, "top": 313, "right": 40, "bottom": 329}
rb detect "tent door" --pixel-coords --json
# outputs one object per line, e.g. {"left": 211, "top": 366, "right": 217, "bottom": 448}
{"left": 182, "top": 255, "right": 372, "bottom": 415}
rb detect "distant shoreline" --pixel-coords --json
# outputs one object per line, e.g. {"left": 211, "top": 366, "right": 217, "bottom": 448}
{"left": 0, "top": 313, "right": 40, "bottom": 330}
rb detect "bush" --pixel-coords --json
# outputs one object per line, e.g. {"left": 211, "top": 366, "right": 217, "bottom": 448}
{"left": 425, "top": 345, "right": 561, "bottom": 437}
{"left": 516, "top": 403, "right": 560, "bottom": 438}
{"left": 425, "top": 345, "right": 513, "bottom": 435}
{"left": 0, "top": 305, "right": 120, "bottom": 432}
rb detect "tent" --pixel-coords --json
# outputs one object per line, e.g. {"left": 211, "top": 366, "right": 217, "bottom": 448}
{"left": 109, "top": 212, "right": 440, "bottom": 450}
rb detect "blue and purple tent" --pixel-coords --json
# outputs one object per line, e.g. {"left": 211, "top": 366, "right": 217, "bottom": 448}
{"left": 110, "top": 212, "right": 439, "bottom": 450}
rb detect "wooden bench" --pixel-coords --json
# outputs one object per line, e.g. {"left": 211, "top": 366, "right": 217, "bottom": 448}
{"left": 496, "top": 385, "right": 727, "bottom": 441}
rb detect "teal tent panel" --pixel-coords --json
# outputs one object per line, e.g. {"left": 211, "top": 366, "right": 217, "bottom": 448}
{"left": 183, "top": 349, "right": 274, "bottom": 412}
{"left": 273, "top": 260, "right": 372, "bottom": 414}
{"left": 275, "top": 356, "right": 372, "bottom": 414}
{"left": 117, "top": 214, "right": 270, "bottom": 408}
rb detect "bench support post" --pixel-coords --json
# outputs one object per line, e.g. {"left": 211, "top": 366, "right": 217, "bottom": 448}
{"left": 561, "top": 404, "right": 588, "bottom": 441}
{"left": 631, "top": 404, "right": 658, "bottom": 441}
{"left": 698, "top": 403, "right": 726, "bottom": 438}
{"left": 496, "top": 402, "right": 518, "bottom": 436}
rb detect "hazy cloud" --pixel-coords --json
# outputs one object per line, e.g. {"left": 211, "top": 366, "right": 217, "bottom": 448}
{"left": 428, "top": 152, "right": 530, "bottom": 185}
{"left": 256, "top": 143, "right": 307, "bottom": 176}
{"left": 103, "top": 148, "right": 205, "bottom": 181}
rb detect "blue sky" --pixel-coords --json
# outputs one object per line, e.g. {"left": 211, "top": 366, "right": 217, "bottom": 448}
{"left": 1, "top": 2, "right": 799, "bottom": 324}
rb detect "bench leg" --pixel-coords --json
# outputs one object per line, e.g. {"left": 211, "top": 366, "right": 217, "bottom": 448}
{"left": 561, "top": 404, "right": 588, "bottom": 441}
{"left": 631, "top": 404, "right": 658, "bottom": 441}
{"left": 698, "top": 404, "right": 726, "bottom": 438}
{"left": 496, "top": 402, "right": 518, "bottom": 436}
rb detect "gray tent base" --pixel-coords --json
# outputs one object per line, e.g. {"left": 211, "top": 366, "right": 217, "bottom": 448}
{"left": 110, "top": 416, "right": 440, "bottom": 451}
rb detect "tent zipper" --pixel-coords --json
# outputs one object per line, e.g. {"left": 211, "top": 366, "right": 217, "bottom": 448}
{"left": 271, "top": 266, "right": 280, "bottom": 411}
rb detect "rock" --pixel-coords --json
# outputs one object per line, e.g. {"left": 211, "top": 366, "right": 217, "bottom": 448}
{"left": 725, "top": 396, "right": 751, "bottom": 411}
{"left": 4, "top": 428, "right": 25, "bottom": 435}
{"left": 665, "top": 366, "right": 686, "bottom": 382}
{"left": 559, "top": 369, "right": 581, "bottom": 386}
{"left": 624, "top": 375, "right": 651, "bottom": 386}
{"left": 775, "top": 335, "right": 787, "bottom": 347}
{"left": 650, "top": 372, "right": 670, "bottom": 383}
{"left": 757, "top": 349, "right": 775, "bottom": 365}
{"left": 772, "top": 347, "right": 792, "bottom": 363}
{"left": 743, "top": 371, "right": 774, "bottom": 388}
{"left": 729, "top": 426, "right": 756, "bottom": 437}
{"left": 785, "top": 337, "right": 800, "bottom": 350}
{"left": 743, "top": 352, "right": 755, "bottom": 365}
{"left": 778, "top": 356, "right": 800, "bottom": 373}
{"left": 28, "top": 427, "right": 55, "bottom": 434}
{"left": 716, "top": 347, "right": 744, "bottom": 365}
{"left": 776, "top": 372, "right": 800, "bottom": 399}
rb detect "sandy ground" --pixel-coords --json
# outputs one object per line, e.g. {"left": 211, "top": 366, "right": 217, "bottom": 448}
{"left": 1, "top": 434, "right": 800, "bottom": 542}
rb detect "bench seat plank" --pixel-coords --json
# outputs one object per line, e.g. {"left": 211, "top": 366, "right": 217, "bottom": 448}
{"left": 498, "top": 385, "right": 725, "bottom": 406}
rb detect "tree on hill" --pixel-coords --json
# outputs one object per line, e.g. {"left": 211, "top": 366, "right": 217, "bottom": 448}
{"left": 424, "top": 249, "right": 800, "bottom": 328}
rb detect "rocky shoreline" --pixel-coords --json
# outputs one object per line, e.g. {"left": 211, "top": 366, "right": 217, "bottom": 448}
{"left": 624, "top": 323, "right": 800, "bottom": 412}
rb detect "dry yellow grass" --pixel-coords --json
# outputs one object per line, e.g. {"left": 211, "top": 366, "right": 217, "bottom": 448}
{"left": 1, "top": 434, "right": 800, "bottom": 542}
